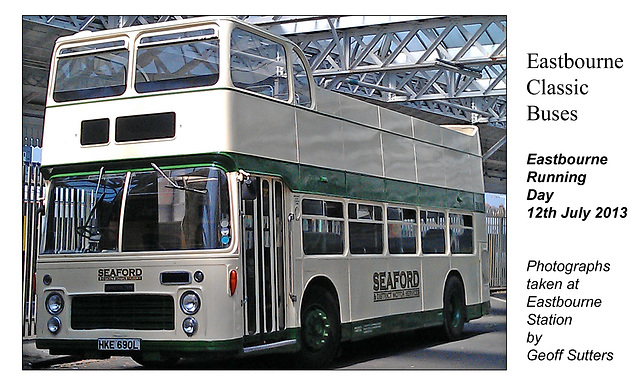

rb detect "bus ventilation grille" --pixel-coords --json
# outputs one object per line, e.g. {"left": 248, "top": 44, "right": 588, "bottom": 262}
{"left": 71, "top": 294, "right": 175, "bottom": 330}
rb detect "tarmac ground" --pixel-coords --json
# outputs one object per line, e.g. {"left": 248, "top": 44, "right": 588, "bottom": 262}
{"left": 22, "top": 339, "right": 80, "bottom": 369}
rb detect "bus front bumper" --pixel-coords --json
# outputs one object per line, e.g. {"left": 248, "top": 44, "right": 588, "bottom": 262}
{"left": 36, "top": 337, "right": 244, "bottom": 360}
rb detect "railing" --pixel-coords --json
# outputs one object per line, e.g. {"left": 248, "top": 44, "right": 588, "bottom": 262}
{"left": 486, "top": 206, "right": 507, "bottom": 290}
{"left": 22, "top": 161, "right": 44, "bottom": 338}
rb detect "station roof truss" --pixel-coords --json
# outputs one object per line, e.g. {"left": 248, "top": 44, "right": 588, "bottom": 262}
{"left": 22, "top": 15, "right": 507, "bottom": 193}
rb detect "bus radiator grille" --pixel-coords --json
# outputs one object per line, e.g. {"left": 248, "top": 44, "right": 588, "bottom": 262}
{"left": 71, "top": 294, "right": 175, "bottom": 330}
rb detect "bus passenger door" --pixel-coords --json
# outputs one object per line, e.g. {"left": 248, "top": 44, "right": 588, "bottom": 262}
{"left": 241, "top": 177, "right": 287, "bottom": 340}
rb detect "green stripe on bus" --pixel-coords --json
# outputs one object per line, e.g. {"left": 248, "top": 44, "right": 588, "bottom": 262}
{"left": 224, "top": 152, "right": 485, "bottom": 213}
{"left": 343, "top": 300, "right": 489, "bottom": 341}
{"left": 42, "top": 151, "right": 485, "bottom": 213}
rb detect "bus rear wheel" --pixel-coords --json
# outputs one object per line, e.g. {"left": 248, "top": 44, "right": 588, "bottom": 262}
{"left": 298, "top": 286, "right": 340, "bottom": 368}
{"left": 441, "top": 276, "right": 466, "bottom": 340}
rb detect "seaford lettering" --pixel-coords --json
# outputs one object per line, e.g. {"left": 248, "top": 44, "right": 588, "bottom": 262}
{"left": 372, "top": 270, "right": 420, "bottom": 302}
{"left": 98, "top": 268, "right": 143, "bottom": 281}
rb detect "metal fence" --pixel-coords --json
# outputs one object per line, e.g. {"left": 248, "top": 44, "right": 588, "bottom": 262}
{"left": 20, "top": 168, "right": 508, "bottom": 337}
{"left": 22, "top": 162, "right": 44, "bottom": 338}
{"left": 486, "top": 206, "right": 507, "bottom": 290}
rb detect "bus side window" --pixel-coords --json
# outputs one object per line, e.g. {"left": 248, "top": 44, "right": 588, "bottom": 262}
{"left": 292, "top": 51, "right": 312, "bottom": 107}
{"left": 420, "top": 210, "right": 446, "bottom": 254}
{"left": 348, "top": 203, "right": 384, "bottom": 255}
{"left": 387, "top": 207, "right": 417, "bottom": 254}
{"left": 449, "top": 213, "right": 474, "bottom": 254}
{"left": 230, "top": 28, "right": 289, "bottom": 102}
{"left": 301, "top": 199, "right": 344, "bottom": 255}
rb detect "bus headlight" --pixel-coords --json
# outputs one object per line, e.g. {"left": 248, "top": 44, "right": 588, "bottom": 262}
{"left": 45, "top": 292, "right": 64, "bottom": 315}
{"left": 180, "top": 291, "right": 201, "bottom": 315}
{"left": 182, "top": 317, "right": 198, "bottom": 336}
{"left": 47, "top": 316, "right": 61, "bottom": 334}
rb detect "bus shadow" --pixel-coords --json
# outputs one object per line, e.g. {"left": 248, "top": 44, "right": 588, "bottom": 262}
{"left": 149, "top": 297, "right": 507, "bottom": 370}
{"left": 333, "top": 327, "right": 490, "bottom": 368}
{"left": 162, "top": 327, "right": 492, "bottom": 370}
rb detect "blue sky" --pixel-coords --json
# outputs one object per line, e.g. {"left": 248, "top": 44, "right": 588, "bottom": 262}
{"left": 486, "top": 193, "right": 506, "bottom": 208}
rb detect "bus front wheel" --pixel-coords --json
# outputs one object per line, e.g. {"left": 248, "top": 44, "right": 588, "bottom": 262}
{"left": 298, "top": 286, "right": 340, "bottom": 368}
{"left": 441, "top": 276, "right": 466, "bottom": 340}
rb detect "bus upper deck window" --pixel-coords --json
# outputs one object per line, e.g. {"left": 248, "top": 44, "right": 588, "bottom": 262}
{"left": 292, "top": 51, "right": 312, "bottom": 107}
{"left": 230, "top": 28, "right": 289, "bottom": 102}
{"left": 53, "top": 40, "right": 128, "bottom": 102}
{"left": 135, "top": 29, "right": 219, "bottom": 93}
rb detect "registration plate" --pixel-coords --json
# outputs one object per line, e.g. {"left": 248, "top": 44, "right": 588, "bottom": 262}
{"left": 98, "top": 338, "right": 141, "bottom": 351}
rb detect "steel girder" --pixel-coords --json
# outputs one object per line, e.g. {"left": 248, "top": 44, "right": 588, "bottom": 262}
{"left": 246, "top": 16, "right": 508, "bottom": 194}
{"left": 23, "top": 16, "right": 191, "bottom": 31}
{"left": 246, "top": 16, "right": 507, "bottom": 129}
{"left": 24, "top": 15, "right": 506, "bottom": 128}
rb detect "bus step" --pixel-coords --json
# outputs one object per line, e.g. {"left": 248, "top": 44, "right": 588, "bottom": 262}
{"left": 243, "top": 339, "right": 297, "bottom": 354}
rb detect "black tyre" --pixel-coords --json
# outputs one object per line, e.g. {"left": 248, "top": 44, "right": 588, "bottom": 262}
{"left": 297, "top": 286, "right": 340, "bottom": 368}
{"left": 441, "top": 276, "right": 466, "bottom": 340}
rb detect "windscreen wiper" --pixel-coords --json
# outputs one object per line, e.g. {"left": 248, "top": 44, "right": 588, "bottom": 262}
{"left": 77, "top": 166, "right": 105, "bottom": 241}
{"left": 151, "top": 163, "right": 207, "bottom": 194}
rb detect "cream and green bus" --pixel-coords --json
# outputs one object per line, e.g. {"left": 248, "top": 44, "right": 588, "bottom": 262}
{"left": 35, "top": 16, "right": 490, "bottom": 368}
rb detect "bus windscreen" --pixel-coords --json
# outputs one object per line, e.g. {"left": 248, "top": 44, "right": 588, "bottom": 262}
{"left": 42, "top": 166, "right": 231, "bottom": 254}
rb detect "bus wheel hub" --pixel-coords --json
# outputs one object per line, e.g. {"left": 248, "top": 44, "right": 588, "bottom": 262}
{"left": 303, "top": 308, "right": 330, "bottom": 351}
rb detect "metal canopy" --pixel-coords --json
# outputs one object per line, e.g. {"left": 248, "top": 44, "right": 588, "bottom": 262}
{"left": 22, "top": 15, "right": 506, "bottom": 193}
{"left": 244, "top": 16, "right": 506, "bottom": 126}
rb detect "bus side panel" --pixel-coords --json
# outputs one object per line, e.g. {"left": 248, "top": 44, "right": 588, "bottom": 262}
{"left": 441, "top": 127, "right": 473, "bottom": 154}
{"left": 342, "top": 121, "right": 384, "bottom": 178}
{"left": 442, "top": 150, "right": 471, "bottom": 192}
{"left": 301, "top": 256, "right": 350, "bottom": 324}
{"left": 422, "top": 255, "right": 450, "bottom": 310}
{"left": 450, "top": 254, "right": 482, "bottom": 306}
{"left": 412, "top": 118, "right": 444, "bottom": 144}
{"left": 379, "top": 108, "right": 413, "bottom": 137}
{"left": 337, "top": 93, "right": 379, "bottom": 129}
{"left": 296, "top": 108, "right": 346, "bottom": 172}
{"left": 384, "top": 256, "right": 422, "bottom": 316}
{"left": 381, "top": 133, "right": 417, "bottom": 183}
{"left": 470, "top": 155, "right": 485, "bottom": 193}
{"left": 415, "top": 142, "right": 446, "bottom": 191}
{"left": 227, "top": 91, "right": 297, "bottom": 164}
{"left": 475, "top": 213, "right": 491, "bottom": 304}
{"left": 349, "top": 255, "right": 389, "bottom": 322}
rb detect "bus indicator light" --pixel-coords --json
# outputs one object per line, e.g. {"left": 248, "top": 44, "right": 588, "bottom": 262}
{"left": 229, "top": 270, "right": 238, "bottom": 296}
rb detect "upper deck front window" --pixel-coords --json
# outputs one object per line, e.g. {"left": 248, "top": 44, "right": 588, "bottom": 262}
{"left": 135, "top": 28, "right": 220, "bottom": 93}
{"left": 53, "top": 40, "right": 128, "bottom": 102}
{"left": 51, "top": 23, "right": 309, "bottom": 105}
{"left": 230, "top": 28, "right": 289, "bottom": 101}
{"left": 292, "top": 51, "right": 312, "bottom": 107}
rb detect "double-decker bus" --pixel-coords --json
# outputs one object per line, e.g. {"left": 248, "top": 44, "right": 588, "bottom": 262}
{"left": 35, "top": 16, "right": 490, "bottom": 367}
